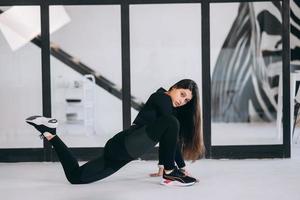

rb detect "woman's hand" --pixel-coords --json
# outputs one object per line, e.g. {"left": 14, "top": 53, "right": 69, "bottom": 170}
{"left": 149, "top": 166, "right": 164, "bottom": 177}
{"left": 179, "top": 168, "right": 190, "bottom": 176}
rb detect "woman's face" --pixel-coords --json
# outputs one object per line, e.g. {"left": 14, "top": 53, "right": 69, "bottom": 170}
{"left": 166, "top": 88, "right": 193, "bottom": 107}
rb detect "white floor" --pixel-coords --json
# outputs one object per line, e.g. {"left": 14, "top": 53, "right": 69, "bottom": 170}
{"left": 1, "top": 145, "right": 300, "bottom": 200}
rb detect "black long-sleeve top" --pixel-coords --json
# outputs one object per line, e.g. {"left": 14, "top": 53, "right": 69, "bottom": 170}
{"left": 133, "top": 88, "right": 175, "bottom": 125}
{"left": 133, "top": 88, "right": 186, "bottom": 168}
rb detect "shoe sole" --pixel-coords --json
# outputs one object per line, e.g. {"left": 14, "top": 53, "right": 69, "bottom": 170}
{"left": 160, "top": 178, "right": 196, "bottom": 187}
{"left": 26, "top": 115, "right": 58, "bottom": 128}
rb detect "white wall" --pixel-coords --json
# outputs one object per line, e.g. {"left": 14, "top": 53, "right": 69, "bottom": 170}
{"left": 130, "top": 3, "right": 202, "bottom": 120}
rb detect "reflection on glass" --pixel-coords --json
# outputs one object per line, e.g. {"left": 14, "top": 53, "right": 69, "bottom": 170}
{"left": 210, "top": 2, "right": 283, "bottom": 145}
{"left": 50, "top": 5, "right": 122, "bottom": 147}
{"left": 0, "top": 6, "right": 43, "bottom": 148}
{"left": 130, "top": 3, "right": 202, "bottom": 122}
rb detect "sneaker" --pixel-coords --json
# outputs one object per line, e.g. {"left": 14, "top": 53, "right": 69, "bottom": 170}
{"left": 161, "top": 168, "right": 197, "bottom": 186}
{"left": 26, "top": 115, "right": 58, "bottom": 139}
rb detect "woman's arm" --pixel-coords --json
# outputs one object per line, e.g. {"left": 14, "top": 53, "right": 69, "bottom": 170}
{"left": 175, "top": 142, "right": 186, "bottom": 169}
{"left": 175, "top": 142, "right": 192, "bottom": 176}
{"left": 150, "top": 142, "right": 187, "bottom": 177}
{"left": 149, "top": 143, "right": 164, "bottom": 177}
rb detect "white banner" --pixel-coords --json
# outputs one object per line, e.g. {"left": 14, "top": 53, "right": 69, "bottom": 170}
{"left": 0, "top": 6, "right": 70, "bottom": 51}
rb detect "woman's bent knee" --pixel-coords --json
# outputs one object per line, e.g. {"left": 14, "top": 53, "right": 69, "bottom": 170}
{"left": 66, "top": 171, "right": 83, "bottom": 184}
{"left": 68, "top": 178, "right": 82, "bottom": 184}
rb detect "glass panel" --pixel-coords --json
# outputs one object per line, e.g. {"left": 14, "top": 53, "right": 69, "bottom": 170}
{"left": 290, "top": 1, "right": 300, "bottom": 144}
{"left": 50, "top": 5, "right": 122, "bottom": 147}
{"left": 0, "top": 6, "right": 43, "bottom": 148}
{"left": 130, "top": 4, "right": 202, "bottom": 122}
{"left": 210, "top": 2, "right": 283, "bottom": 145}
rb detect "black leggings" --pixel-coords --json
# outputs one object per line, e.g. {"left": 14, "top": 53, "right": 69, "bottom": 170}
{"left": 50, "top": 115, "right": 179, "bottom": 184}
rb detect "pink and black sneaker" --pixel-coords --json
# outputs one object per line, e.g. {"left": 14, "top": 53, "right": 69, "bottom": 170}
{"left": 161, "top": 168, "right": 197, "bottom": 186}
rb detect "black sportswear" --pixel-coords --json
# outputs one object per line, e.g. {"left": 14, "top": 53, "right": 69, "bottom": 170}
{"left": 134, "top": 88, "right": 186, "bottom": 168}
{"left": 133, "top": 88, "right": 175, "bottom": 125}
{"left": 26, "top": 88, "right": 189, "bottom": 184}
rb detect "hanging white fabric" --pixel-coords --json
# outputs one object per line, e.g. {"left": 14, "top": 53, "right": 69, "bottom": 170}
{"left": 0, "top": 6, "right": 70, "bottom": 51}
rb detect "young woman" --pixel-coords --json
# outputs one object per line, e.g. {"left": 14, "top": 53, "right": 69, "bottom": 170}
{"left": 26, "top": 79, "right": 205, "bottom": 186}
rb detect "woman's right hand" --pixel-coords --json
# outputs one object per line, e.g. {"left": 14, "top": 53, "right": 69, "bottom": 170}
{"left": 149, "top": 166, "right": 164, "bottom": 177}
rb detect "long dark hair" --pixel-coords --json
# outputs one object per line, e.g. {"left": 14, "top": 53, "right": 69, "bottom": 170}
{"left": 169, "top": 79, "right": 205, "bottom": 161}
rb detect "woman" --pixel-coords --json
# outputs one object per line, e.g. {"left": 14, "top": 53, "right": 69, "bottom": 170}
{"left": 26, "top": 79, "right": 205, "bottom": 186}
